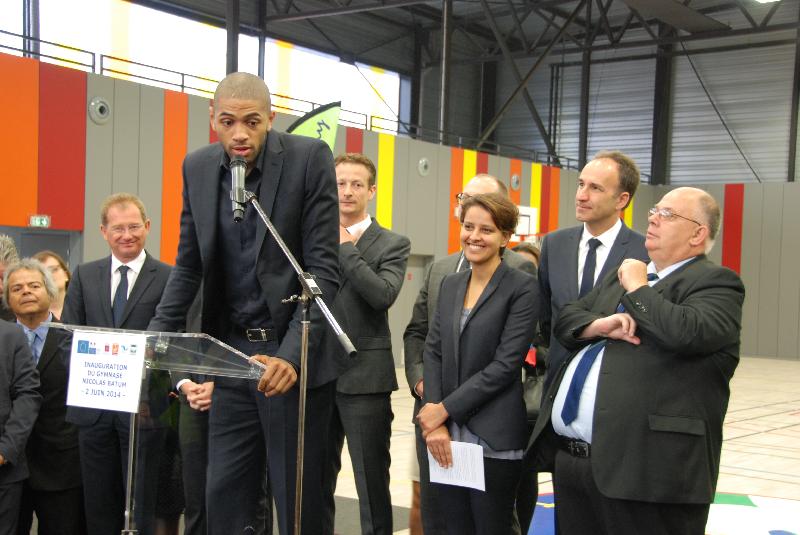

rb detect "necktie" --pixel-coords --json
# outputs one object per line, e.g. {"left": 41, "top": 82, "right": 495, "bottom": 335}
{"left": 26, "top": 330, "right": 39, "bottom": 364}
{"left": 560, "top": 271, "right": 661, "bottom": 425}
{"left": 113, "top": 265, "right": 130, "bottom": 327}
{"left": 579, "top": 238, "right": 602, "bottom": 298}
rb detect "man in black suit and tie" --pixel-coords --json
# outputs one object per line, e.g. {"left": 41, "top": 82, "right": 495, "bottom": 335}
{"left": 62, "top": 193, "right": 172, "bottom": 535}
{"left": 5, "top": 259, "right": 84, "bottom": 534}
{"left": 527, "top": 187, "right": 744, "bottom": 534}
{"left": 0, "top": 321, "right": 40, "bottom": 535}
{"left": 538, "top": 150, "right": 649, "bottom": 392}
{"left": 403, "top": 173, "right": 536, "bottom": 535}
{"left": 322, "top": 153, "right": 411, "bottom": 535}
{"left": 148, "top": 72, "right": 339, "bottom": 535}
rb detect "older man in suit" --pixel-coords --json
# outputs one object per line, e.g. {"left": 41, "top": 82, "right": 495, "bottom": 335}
{"left": 538, "top": 150, "right": 649, "bottom": 392}
{"left": 5, "top": 259, "right": 84, "bottom": 535}
{"left": 527, "top": 187, "right": 744, "bottom": 534}
{"left": 62, "top": 193, "right": 172, "bottom": 535}
{"left": 321, "top": 153, "right": 411, "bottom": 535}
{"left": 403, "top": 173, "right": 536, "bottom": 534}
{"left": 0, "top": 234, "right": 20, "bottom": 322}
{"left": 148, "top": 72, "right": 339, "bottom": 535}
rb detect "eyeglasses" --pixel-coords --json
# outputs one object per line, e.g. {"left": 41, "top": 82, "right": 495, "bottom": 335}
{"left": 455, "top": 193, "right": 472, "bottom": 203}
{"left": 107, "top": 224, "right": 145, "bottom": 236}
{"left": 648, "top": 207, "right": 702, "bottom": 226}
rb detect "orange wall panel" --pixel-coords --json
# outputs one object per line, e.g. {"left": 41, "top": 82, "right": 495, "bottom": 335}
{"left": 0, "top": 53, "right": 38, "bottom": 227}
{"left": 160, "top": 90, "right": 188, "bottom": 265}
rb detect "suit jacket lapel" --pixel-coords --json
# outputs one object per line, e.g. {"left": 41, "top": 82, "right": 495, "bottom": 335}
{"left": 120, "top": 254, "right": 156, "bottom": 327}
{"left": 354, "top": 219, "right": 380, "bottom": 256}
{"left": 598, "top": 223, "right": 631, "bottom": 282}
{"left": 462, "top": 262, "right": 505, "bottom": 332}
{"left": 37, "top": 329, "right": 59, "bottom": 375}
{"left": 256, "top": 132, "right": 284, "bottom": 251}
{"left": 98, "top": 257, "right": 114, "bottom": 327}
{"left": 451, "top": 273, "right": 468, "bottom": 376}
{"left": 565, "top": 227, "right": 582, "bottom": 300}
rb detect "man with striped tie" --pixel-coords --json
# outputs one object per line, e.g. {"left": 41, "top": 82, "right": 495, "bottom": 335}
{"left": 526, "top": 187, "right": 745, "bottom": 535}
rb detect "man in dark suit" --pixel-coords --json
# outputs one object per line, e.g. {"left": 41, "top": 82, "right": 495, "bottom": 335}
{"left": 148, "top": 72, "right": 339, "bottom": 535}
{"left": 403, "top": 174, "right": 536, "bottom": 535}
{"left": 62, "top": 193, "right": 172, "bottom": 535}
{"left": 0, "top": 234, "right": 20, "bottom": 322}
{"left": 538, "top": 150, "right": 649, "bottom": 392}
{"left": 0, "top": 318, "right": 40, "bottom": 535}
{"left": 527, "top": 187, "right": 744, "bottom": 534}
{"left": 4, "top": 259, "right": 84, "bottom": 534}
{"left": 322, "top": 153, "right": 410, "bottom": 535}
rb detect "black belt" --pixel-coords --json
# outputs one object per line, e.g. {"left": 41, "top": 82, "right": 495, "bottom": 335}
{"left": 234, "top": 326, "right": 277, "bottom": 343}
{"left": 559, "top": 437, "right": 591, "bottom": 458}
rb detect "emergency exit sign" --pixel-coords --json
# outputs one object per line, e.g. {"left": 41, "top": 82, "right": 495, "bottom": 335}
{"left": 29, "top": 215, "right": 51, "bottom": 228}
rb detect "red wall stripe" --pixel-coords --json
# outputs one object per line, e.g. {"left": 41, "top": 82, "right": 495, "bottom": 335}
{"left": 161, "top": 90, "right": 189, "bottom": 265}
{"left": 447, "top": 148, "right": 464, "bottom": 254}
{"left": 509, "top": 159, "right": 522, "bottom": 206}
{"left": 540, "top": 166, "right": 551, "bottom": 234}
{"left": 38, "top": 62, "right": 86, "bottom": 231}
{"left": 476, "top": 152, "right": 489, "bottom": 174}
{"left": 345, "top": 127, "right": 364, "bottom": 154}
{"left": 548, "top": 166, "right": 561, "bottom": 232}
{"left": 0, "top": 53, "right": 38, "bottom": 227}
{"left": 721, "top": 183, "right": 744, "bottom": 274}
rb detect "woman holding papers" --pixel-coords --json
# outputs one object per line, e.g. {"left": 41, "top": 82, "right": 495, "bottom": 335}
{"left": 418, "top": 193, "right": 539, "bottom": 534}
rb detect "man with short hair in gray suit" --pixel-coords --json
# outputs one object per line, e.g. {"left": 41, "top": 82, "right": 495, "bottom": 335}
{"left": 403, "top": 174, "right": 536, "bottom": 535}
{"left": 538, "top": 150, "right": 649, "bottom": 393}
{"left": 322, "top": 153, "right": 411, "bottom": 535}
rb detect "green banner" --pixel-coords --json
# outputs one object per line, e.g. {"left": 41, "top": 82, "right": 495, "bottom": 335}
{"left": 286, "top": 101, "right": 341, "bottom": 151}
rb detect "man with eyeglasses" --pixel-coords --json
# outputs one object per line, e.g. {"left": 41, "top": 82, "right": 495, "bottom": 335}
{"left": 403, "top": 173, "right": 536, "bottom": 535}
{"left": 526, "top": 187, "right": 744, "bottom": 535}
{"left": 62, "top": 193, "right": 172, "bottom": 535}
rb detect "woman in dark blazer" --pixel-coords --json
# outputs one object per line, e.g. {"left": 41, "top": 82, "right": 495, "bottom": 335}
{"left": 419, "top": 193, "right": 539, "bottom": 534}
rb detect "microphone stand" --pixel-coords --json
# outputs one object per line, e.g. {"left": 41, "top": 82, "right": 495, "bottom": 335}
{"left": 240, "top": 190, "right": 355, "bottom": 535}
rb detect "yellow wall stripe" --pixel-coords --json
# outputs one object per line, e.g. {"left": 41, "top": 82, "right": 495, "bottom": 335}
{"left": 376, "top": 133, "right": 395, "bottom": 229}
{"left": 462, "top": 149, "right": 477, "bottom": 187}
{"left": 623, "top": 198, "right": 634, "bottom": 227}
{"left": 530, "top": 163, "right": 542, "bottom": 212}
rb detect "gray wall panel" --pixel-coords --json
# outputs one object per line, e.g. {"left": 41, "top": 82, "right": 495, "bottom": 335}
{"left": 392, "top": 136, "right": 410, "bottom": 236}
{"left": 138, "top": 85, "right": 165, "bottom": 259}
{"left": 519, "top": 161, "right": 531, "bottom": 208}
{"left": 559, "top": 169, "right": 578, "bottom": 229}
{"left": 435, "top": 145, "right": 454, "bottom": 258}
{"left": 631, "top": 186, "right": 655, "bottom": 234}
{"left": 187, "top": 94, "right": 210, "bottom": 152}
{"left": 84, "top": 74, "right": 116, "bottom": 262}
{"left": 111, "top": 80, "right": 141, "bottom": 194}
{"left": 405, "top": 140, "right": 438, "bottom": 256}
{"left": 752, "top": 185, "right": 778, "bottom": 357}
{"left": 704, "top": 184, "right": 725, "bottom": 266}
{"left": 778, "top": 184, "right": 800, "bottom": 359}
{"left": 487, "top": 154, "right": 503, "bottom": 184}
{"left": 363, "top": 131, "right": 379, "bottom": 220}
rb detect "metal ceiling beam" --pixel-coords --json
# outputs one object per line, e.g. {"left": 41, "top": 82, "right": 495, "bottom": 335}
{"left": 478, "top": 0, "right": 585, "bottom": 145}
{"left": 479, "top": 0, "right": 558, "bottom": 157}
{"left": 226, "top": 0, "right": 239, "bottom": 74}
{"left": 263, "top": 0, "right": 437, "bottom": 22}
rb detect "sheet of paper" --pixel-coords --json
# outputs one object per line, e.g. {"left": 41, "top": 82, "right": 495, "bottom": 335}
{"left": 428, "top": 441, "right": 485, "bottom": 491}
{"left": 66, "top": 330, "right": 146, "bottom": 413}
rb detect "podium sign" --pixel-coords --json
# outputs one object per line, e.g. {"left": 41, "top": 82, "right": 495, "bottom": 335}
{"left": 66, "top": 330, "right": 147, "bottom": 413}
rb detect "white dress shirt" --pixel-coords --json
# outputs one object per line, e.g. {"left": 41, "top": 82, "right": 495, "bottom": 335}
{"left": 576, "top": 218, "right": 623, "bottom": 291}
{"left": 110, "top": 250, "right": 147, "bottom": 304}
{"left": 346, "top": 214, "right": 372, "bottom": 237}
{"left": 552, "top": 257, "right": 697, "bottom": 443}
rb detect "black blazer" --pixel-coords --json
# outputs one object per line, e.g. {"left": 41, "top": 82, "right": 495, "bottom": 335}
{"left": 423, "top": 262, "right": 539, "bottom": 452}
{"left": 149, "top": 132, "right": 340, "bottom": 388}
{"left": 26, "top": 326, "right": 81, "bottom": 491}
{"left": 538, "top": 223, "right": 648, "bottom": 389}
{"left": 0, "top": 319, "right": 41, "bottom": 485}
{"left": 329, "top": 219, "right": 410, "bottom": 394}
{"left": 62, "top": 252, "right": 172, "bottom": 426}
{"left": 527, "top": 256, "right": 744, "bottom": 504}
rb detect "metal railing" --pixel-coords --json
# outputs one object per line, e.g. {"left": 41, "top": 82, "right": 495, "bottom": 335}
{"left": 0, "top": 29, "right": 577, "bottom": 169}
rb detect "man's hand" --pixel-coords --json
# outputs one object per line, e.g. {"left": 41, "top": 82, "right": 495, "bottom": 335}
{"left": 254, "top": 356, "right": 298, "bottom": 397}
{"left": 582, "top": 313, "right": 641, "bottom": 345}
{"left": 339, "top": 225, "right": 357, "bottom": 244}
{"left": 180, "top": 380, "right": 215, "bottom": 411}
{"left": 417, "top": 402, "right": 448, "bottom": 435}
{"left": 426, "top": 425, "right": 452, "bottom": 468}
{"left": 414, "top": 379, "right": 424, "bottom": 399}
{"left": 618, "top": 259, "right": 648, "bottom": 293}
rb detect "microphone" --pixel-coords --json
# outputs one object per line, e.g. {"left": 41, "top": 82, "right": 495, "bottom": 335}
{"left": 230, "top": 157, "right": 247, "bottom": 222}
